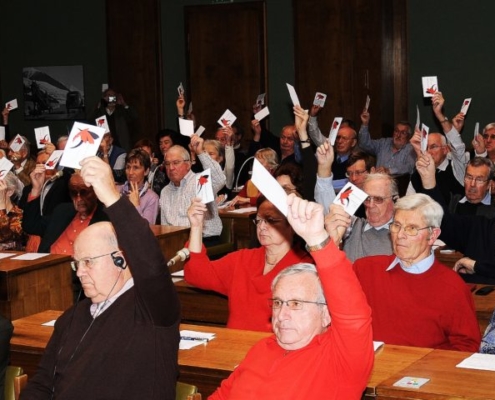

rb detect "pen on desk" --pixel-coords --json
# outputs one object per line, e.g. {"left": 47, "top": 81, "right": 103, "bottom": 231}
{"left": 180, "top": 336, "right": 209, "bottom": 342}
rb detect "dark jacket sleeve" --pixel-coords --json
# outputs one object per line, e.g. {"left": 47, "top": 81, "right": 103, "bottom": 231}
{"left": 104, "top": 196, "right": 180, "bottom": 327}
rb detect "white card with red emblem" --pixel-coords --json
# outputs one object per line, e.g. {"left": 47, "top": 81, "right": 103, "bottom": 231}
{"left": 34, "top": 126, "right": 51, "bottom": 149}
{"left": 59, "top": 122, "right": 106, "bottom": 169}
{"left": 333, "top": 182, "right": 367, "bottom": 215}
{"left": 460, "top": 98, "right": 472, "bottom": 115}
{"left": 217, "top": 109, "right": 237, "bottom": 127}
{"left": 5, "top": 99, "right": 18, "bottom": 111}
{"left": 422, "top": 76, "right": 438, "bottom": 98}
{"left": 95, "top": 115, "right": 110, "bottom": 134}
{"left": 9, "top": 134, "right": 25, "bottom": 152}
{"left": 0, "top": 157, "right": 14, "bottom": 180}
{"left": 328, "top": 117, "right": 343, "bottom": 146}
{"left": 45, "top": 150, "right": 64, "bottom": 170}
{"left": 420, "top": 123, "right": 429, "bottom": 152}
{"left": 195, "top": 168, "right": 214, "bottom": 204}
{"left": 313, "top": 92, "right": 327, "bottom": 107}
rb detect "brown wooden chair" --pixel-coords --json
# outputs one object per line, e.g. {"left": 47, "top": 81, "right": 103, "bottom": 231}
{"left": 4, "top": 366, "right": 27, "bottom": 400}
{"left": 206, "top": 218, "right": 235, "bottom": 260}
{"left": 176, "top": 381, "right": 202, "bottom": 400}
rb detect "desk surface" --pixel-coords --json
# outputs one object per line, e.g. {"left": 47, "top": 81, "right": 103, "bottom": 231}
{"left": 149, "top": 224, "right": 190, "bottom": 237}
{"left": 0, "top": 253, "right": 71, "bottom": 274}
{"left": 376, "top": 349, "right": 495, "bottom": 399}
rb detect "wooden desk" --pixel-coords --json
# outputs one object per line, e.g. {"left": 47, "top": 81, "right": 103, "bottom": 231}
{"left": 175, "top": 280, "right": 228, "bottom": 326}
{"left": 0, "top": 254, "right": 72, "bottom": 320}
{"left": 149, "top": 225, "right": 190, "bottom": 273}
{"left": 219, "top": 208, "right": 256, "bottom": 250}
{"left": 9, "top": 310, "right": 269, "bottom": 398}
{"left": 376, "top": 349, "right": 495, "bottom": 399}
{"left": 364, "top": 345, "right": 433, "bottom": 398}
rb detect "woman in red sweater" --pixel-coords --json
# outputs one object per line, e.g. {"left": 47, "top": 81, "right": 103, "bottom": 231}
{"left": 185, "top": 195, "right": 312, "bottom": 332}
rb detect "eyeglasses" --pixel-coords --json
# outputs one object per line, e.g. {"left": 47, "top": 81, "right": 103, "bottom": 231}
{"left": 70, "top": 251, "right": 118, "bottom": 271}
{"left": 336, "top": 135, "right": 353, "bottom": 141}
{"left": 464, "top": 174, "right": 489, "bottom": 185}
{"left": 483, "top": 134, "right": 495, "bottom": 140}
{"left": 363, "top": 195, "right": 393, "bottom": 205}
{"left": 268, "top": 298, "right": 327, "bottom": 310}
{"left": 345, "top": 170, "right": 367, "bottom": 178}
{"left": 389, "top": 222, "right": 432, "bottom": 236}
{"left": 69, "top": 189, "right": 91, "bottom": 198}
{"left": 393, "top": 129, "right": 409, "bottom": 136}
{"left": 164, "top": 159, "right": 189, "bottom": 168}
{"left": 253, "top": 217, "right": 284, "bottom": 227}
{"left": 427, "top": 144, "right": 446, "bottom": 151}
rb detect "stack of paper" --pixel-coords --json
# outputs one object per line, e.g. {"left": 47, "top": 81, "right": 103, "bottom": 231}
{"left": 180, "top": 330, "right": 216, "bottom": 350}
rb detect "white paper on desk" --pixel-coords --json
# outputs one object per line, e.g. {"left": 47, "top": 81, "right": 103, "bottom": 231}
{"left": 0, "top": 157, "right": 14, "bottom": 180}
{"left": 5, "top": 99, "right": 18, "bottom": 111}
{"left": 178, "top": 118, "right": 194, "bottom": 137}
{"left": 59, "top": 122, "right": 105, "bottom": 169}
{"left": 456, "top": 353, "right": 495, "bottom": 372}
{"left": 228, "top": 206, "right": 257, "bottom": 214}
{"left": 251, "top": 158, "right": 288, "bottom": 216}
{"left": 180, "top": 340, "right": 207, "bottom": 350}
{"left": 195, "top": 168, "right": 214, "bottom": 204}
{"left": 0, "top": 126, "right": 5, "bottom": 141}
{"left": 373, "top": 341, "right": 384, "bottom": 351}
{"left": 333, "top": 182, "right": 367, "bottom": 216}
{"left": 172, "top": 277, "right": 183, "bottom": 283}
{"left": 286, "top": 83, "right": 300, "bottom": 106}
{"left": 171, "top": 269, "right": 185, "bottom": 277}
{"left": 35, "top": 126, "right": 51, "bottom": 149}
{"left": 254, "top": 106, "right": 269, "bottom": 121}
{"left": 393, "top": 376, "right": 430, "bottom": 389}
{"left": 0, "top": 253, "right": 14, "bottom": 260}
{"left": 181, "top": 330, "right": 216, "bottom": 340}
{"left": 11, "top": 253, "right": 50, "bottom": 260}
{"left": 42, "top": 319, "right": 56, "bottom": 327}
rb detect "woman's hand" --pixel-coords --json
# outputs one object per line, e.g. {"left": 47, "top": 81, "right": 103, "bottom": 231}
{"left": 128, "top": 182, "right": 140, "bottom": 207}
{"left": 187, "top": 197, "right": 207, "bottom": 228}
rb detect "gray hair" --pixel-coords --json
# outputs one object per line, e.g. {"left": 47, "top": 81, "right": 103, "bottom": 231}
{"left": 167, "top": 145, "right": 190, "bottom": 161}
{"left": 483, "top": 123, "right": 495, "bottom": 133}
{"left": 272, "top": 263, "right": 326, "bottom": 304}
{"left": 363, "top": 173, "right": 399, "bottom": 197}
{"left": 468, "top": 157, "right": 495, "bottom": 181}
{"left": 204, "top": 139, "right": 225, "bottom": 160}
{"left": 394, "top": 193, "right": 443, "bottom": 227}
{"left": 2, "top": 171, "right": 24, "bottom": 200}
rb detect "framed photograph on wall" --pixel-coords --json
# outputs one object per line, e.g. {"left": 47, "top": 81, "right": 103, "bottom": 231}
{"left": 23, "top": 65, "right": 85, "bottom": 120}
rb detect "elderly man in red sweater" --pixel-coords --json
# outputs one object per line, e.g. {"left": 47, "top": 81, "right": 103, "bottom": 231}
{"left": 209, "top": 194, "right": 374, "bottom": 399}
{"left": 353, "top": 192, "right": 480, "bottom": 351}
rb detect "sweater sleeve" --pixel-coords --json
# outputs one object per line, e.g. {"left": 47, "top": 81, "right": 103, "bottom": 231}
{"left": 105, "top": 196, "right": 180, "bottom": 327}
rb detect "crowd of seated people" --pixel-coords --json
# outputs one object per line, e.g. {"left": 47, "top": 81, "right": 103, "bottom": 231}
{"left": 3, "top": 83, "right": 495, "bottom": 400}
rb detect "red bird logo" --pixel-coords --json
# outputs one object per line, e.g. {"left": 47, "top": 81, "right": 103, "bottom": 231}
{"left": 97, "top": 118, "right": 105, "bottom": 126}
{"left": 316, "top": 94, "right": 325, "bottom": 100}
{"left": 332, "top": 121, "right": 339, "bottom": 129}
{"left": 197, "top": 174, "right": 210, "bottom": 194}
{"left": 221, "top": 119, "right": 230, "bottom": 127}
{"left": 39, "top": 135, "right": 49, "bottom": 145}
{"left": 14, "top": 137, "right": 22, "bottom": 144}
{"left": 46, "top": 157, "right": 59, "bottom": 168}
{"left": 6, "top": 104, "right": 12, "bottom": 110}
{"left": 426, "top": 85, "right": 437, "bottom": 95}
{"left": 0, "top": 170, "right": 7, "bottom": 179}
{"left": 339, "top": 187, "right": 353, "bottom": 206}
{"left": 71, "top": 128, "right": 100, "bottom": 148}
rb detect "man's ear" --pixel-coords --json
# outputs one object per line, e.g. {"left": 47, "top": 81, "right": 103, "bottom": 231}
{"left": 370, "top": 166, "right": 376, "bottom": 173}
{"left": 428, "top": 227, "right": 441, "bottom": 244}
{"left": 321, "top": 305, "right": 331, "bottom": 328}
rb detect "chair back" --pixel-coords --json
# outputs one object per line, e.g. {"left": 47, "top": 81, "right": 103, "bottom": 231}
{"left": 4, "top": 366, "right": 27, "bottom": 400}
{"left": 176, "top": 381, "right": 201, "bottom": 400}
{"left": 206, "top": 218, "right": 235, "bottom": 259}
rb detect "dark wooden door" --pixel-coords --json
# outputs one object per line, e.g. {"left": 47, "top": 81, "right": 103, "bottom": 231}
{"left": 293, "top": 0, "right": 407, "bottom": 138}
{"left": 185, "top": 1, "right": 266, "bottom": 144}
{"left": 106, "top": 0, "right": 163, "bottom": 145}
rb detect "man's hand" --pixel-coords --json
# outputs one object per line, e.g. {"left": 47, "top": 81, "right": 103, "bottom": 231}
{"left": 80, "top": 156, "right": 119, "bottom": 207}
{"left": 44, "top": 142, "right": 55, "bottom": 155}
{"left": 431, "top": 92, "right": 445, "bottom": 117}
{"left": 453, "top": 257, "right": 476, "bottom": 275}
{"left": 316, "top": 142, "right": 334, "bottom": 178}
{"left": 415, "top": 152, "right": 436, "bottom": 189}
{"left": 409, "top": 126, "right": 422, "bottom": 156}
{"left": 286, "top": 194, "right": 328, "bottom": 246}
{"left": 1, "top": 107, "right": 9, "bottom": 124}
{"left": 472, "top": 132, "right": 486, "bottom": 155}
{"left": 251, "top": 119, "right": 261, "bottom": 141}
{"left": 309, "top": 104, "right": 322, "bottom": 117}
{"left": 360, "top": 109, "right": 370, "bottom": 126}
{"left": 293, "top": 105, "right": 309, "bottom": 141}
{"left": 452, "top": 112, "right": 465, "bottom": 133}
{"left": 0, "top": 180, "right": 7, "bottom": 209}
{"left": 176, "top": 94, "right": 186, "bottom": 115}
{"left": 29, "top": 164, "right": 47, "bottom": 196}
{"left": 324, "top": 204, "right": 351, "bottom": 246}
{"left": 190, "top": 134, "right": 204, "bottom": 155}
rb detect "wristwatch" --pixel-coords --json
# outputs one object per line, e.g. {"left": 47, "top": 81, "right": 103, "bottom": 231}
{"left": 305, "top": 236, "right": 331, "bottom": 252}
{"left": 440, "top": 117, "right": 449, "bottom": 123}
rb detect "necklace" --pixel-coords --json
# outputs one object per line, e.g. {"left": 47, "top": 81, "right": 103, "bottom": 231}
{"left": 265, "top": 258, "right": 278, "bottom": 266}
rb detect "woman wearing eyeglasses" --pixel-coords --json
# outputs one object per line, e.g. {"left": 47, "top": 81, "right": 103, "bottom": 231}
{"left": 0, "top": 172, "right": 25, "bottom": 250}
{"left": 118, "top": 149, "right": 159, "bottom": 224}
{"left": 184, "top": 194, "right": 312, "bottom": 332}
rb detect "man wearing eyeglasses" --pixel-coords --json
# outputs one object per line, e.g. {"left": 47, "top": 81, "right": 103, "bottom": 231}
{"left": 325, "top": 173, "right": 396, "bottom": 262}
{"left": 358, "top": 110, "right": 416, "bottom": 175}
{"left": 353, "top": 193, "right": 480, "bottom": 351}
{"left": 159, "top": 134, "right": 226, "bottom": 245}
{"left": 21, "top": 157, "right": 180, "bottom": 400}
{"left": 209, "top": 194, "right": 373, "bottom": 399}
{"left": 448, "top": 157, "right": 495, "bottom": 218}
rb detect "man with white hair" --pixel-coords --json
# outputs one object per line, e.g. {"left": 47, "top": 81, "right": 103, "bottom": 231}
{"left": 353, "top": 193, "right": 480, "bottom": 351}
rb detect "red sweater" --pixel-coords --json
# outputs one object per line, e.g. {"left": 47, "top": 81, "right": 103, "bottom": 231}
{"left": 209, "top": 243, "right": 374, "bottom": 400}
{"left": 354, "top": 255, "right": 481, "bottom": 351}
{"left": 185, "top": 246, "right": 312, "bottom": 332}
